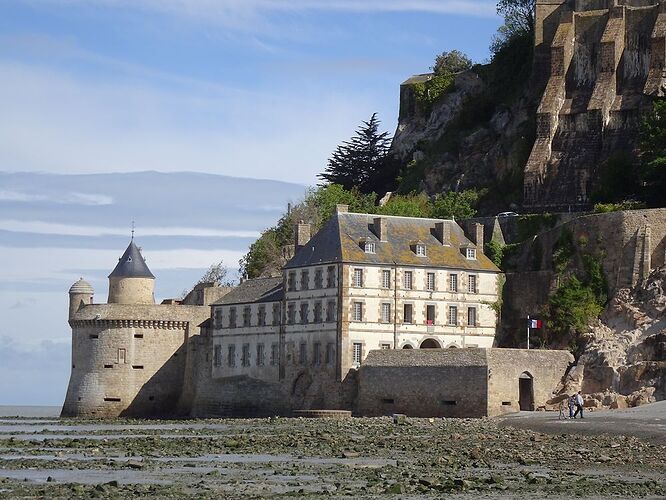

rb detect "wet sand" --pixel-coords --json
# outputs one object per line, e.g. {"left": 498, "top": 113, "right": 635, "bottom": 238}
{"left": 0, "top": 409, "right": 664, "bottom": 498}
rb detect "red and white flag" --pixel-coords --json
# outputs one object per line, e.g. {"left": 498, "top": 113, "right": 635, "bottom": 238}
{"left": 529, "top": 319, "right": 542, "bottom": 329}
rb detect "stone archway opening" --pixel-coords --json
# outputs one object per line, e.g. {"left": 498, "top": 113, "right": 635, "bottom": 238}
{"left": 419, "top": 338, "right": 441, "bottom": 349}
{"left": 402, "top": 344, "right": 414, "bottom": 349}
{"left": 519, "top": 372, "right": 534, "bottom": 411}
{"left": 447, "top": 344, "right": 459, "bottom": 348}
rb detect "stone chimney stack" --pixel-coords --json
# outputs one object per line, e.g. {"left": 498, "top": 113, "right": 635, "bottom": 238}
{"left": 294, "top": 221, "right": 311, "bottom": 253}
{"left": 434, "top": 221, "right": 450, "bottom": 246}
{"left": 373, "top": 217, "right": 388, "bottom": 242}
{"left": 474, "top": 223, "right": 484, "bottom": 251}
{"left": 336, "top": 204, "right": 349, "bottom": 214}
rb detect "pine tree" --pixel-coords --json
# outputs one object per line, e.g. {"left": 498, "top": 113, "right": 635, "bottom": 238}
{"left": 318, "top": 113, "right": 393, "bottom": 193}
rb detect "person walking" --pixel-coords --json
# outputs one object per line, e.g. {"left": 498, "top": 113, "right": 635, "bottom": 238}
{"left": 568, "top": 394, "right": 576, "bottom": 419}
{"left": 573, "top": 391, "right": 585, "bottom": 419}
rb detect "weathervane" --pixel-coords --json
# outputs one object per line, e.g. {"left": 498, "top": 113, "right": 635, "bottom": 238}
{"left": 131, "top": 220, "right": 135, "bottom": 241}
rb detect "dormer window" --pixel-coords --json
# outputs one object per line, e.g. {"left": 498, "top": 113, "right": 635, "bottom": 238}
{"left": 466, "top": 248, "right": 477, "bottom": 260}
{"left": 364, "top": 241, "right": 376, "bottom": 254}
{"left": 415, "top": 243, "right": 427, "bottom": 257}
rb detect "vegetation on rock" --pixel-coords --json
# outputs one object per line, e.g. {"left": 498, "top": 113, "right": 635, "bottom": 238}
{"left": 640, "top": 97, "right": 666, "bottom": 207}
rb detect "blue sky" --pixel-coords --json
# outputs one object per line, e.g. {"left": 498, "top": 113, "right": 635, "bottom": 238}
{"left": 0, "top": 0, "right": 503, "bottom": 405}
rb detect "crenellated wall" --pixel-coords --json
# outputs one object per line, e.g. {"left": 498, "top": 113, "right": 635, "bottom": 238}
{"left": 526, "top": 0, "right": 665, "bottom": 211}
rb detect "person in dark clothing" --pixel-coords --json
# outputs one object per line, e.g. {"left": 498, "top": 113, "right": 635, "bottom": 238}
{"left": 573, "top": 391, "right": 585, "bottom": 419}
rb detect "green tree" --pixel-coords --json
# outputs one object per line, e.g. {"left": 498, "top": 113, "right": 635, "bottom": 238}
{"left": 431, "top": 50, "right": 472, "bottom": 76}
{"left": 430, "top": 190, "right": 481, "bottom": 219}
{"left": 640, "top": 97, "right": 666, "bottom": 206}
{"left": 492, "top": 0, "right": 535, "bottom": 54}
{"left": 377, "top": 192, "right": 432, "bottom": 217}
{"left": 545, "top": 276, "right": 603, "bottom": 338}
{"left": 309, "top": 184, "right": 376, "bottom": 224}
{"left": 318, "top": 113, "right": 393, "bottom": 193}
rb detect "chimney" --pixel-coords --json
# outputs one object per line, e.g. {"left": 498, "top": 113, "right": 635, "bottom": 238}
{"left": 373, "top": 217, "right": 388, "bottom": 242}
{"left": 434, "top": 221, "right": 450, "bottom": 246}
{"left": 294, "top": 221, "right": 311, "bottom": 253}
{"left": 335, "top": 204, "right": 349, "bottom": 214}
{"left": 474, "top": 223, "right": 484, "bottom": 251}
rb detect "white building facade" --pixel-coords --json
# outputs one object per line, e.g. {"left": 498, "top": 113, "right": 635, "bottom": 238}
{"left": 210, "top": 206, "right": 502, "bottom": 397}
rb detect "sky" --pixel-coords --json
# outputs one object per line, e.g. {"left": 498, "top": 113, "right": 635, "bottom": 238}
{"left": 0, "top": 0, "right": 503, "bottom": 406}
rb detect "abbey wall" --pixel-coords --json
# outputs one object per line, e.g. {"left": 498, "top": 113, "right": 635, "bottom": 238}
{"left": 525, "top": 0, "right": 666, "bottom": 210}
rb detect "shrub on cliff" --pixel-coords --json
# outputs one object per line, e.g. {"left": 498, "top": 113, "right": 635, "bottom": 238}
{"left": 640, "top": 97, "right": 666, "bottom": 207}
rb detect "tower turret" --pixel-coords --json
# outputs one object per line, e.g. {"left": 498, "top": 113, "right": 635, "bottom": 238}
{"left": 68, "top": 278, "right": 94, "bottom": 320}
{"left": 107, "top": 240, "right": 155, "bottom": 304}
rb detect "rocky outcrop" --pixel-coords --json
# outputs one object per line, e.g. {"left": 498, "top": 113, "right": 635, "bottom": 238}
{"left": 577, "top": 266, "right": 666, "bottom": 406}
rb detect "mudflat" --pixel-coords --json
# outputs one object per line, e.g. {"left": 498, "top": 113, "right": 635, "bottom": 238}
{"left": 0, "top": 410, "right": 664, "bottom": 498}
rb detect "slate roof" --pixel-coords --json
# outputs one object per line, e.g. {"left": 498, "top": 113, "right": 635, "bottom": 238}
{"left": 69, "top": 278, "right": 94, "bottom": 295}
{"left": 362, "top": 348, "right": 489, "bottom": 367}
{"left": 402, "top": 73, "right": 433, "bottom": 85}
{"left": 284, "top": 212, "right": 501, "bottom": 272}
{"left": 212, "top": 277, "right": 283, "bottom": 306}
{"left": 108, "top": 241, "right": 155, "bottom": 279}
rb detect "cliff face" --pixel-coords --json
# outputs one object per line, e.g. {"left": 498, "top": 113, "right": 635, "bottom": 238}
{"left": 391, "top": 0, "right": 665, "bottom": 213}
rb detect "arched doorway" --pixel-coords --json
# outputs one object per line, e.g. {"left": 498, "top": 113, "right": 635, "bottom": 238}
{"left": 447, "top": 344, "right": 459, "bottom": 348}
{"left": 519, "top": 372, "right": 534, "bottom": 411}
{"left": 419, "top": 338, "right": 441, "bottom": 349}
{"left": 402, "top": 344, "right": 413, "bottom": 349}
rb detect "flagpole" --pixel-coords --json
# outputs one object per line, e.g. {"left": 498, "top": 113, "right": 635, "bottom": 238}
{"left": 527, "top": 315, "right": 530, "bottom": 350}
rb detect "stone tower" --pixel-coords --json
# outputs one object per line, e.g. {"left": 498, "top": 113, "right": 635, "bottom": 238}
{"left": 107, "top": 240, "right": 155, "bottom": 304}
{"left": 61, "top": 240, "right": 211, "bottom": 418}
{"left": 68, "top": 278, "right": 94, "bottom": 320}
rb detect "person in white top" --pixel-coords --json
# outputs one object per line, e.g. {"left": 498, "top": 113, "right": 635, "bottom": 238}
{"left": 573, "top": 391, "right": 585, "bottom": 419}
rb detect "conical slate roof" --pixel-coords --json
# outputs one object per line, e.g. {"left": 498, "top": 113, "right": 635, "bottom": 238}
{"left": 69, "top": 278, "right": 94, "bottom": 295}
{"left": 108, "top": 241, "right": 155, "bottom": 279}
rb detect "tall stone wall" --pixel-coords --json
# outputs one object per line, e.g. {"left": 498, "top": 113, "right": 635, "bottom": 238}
{"left": 526, "top": 0, "right": 665, "bottom": 211}
{"left": 61, "top": 304, "right": 209, "bottom": 417}
{"left": 502, "top": 208, "right": 666, "bottom": 344}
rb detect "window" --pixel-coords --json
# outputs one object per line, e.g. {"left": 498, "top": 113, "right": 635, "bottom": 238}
{"left": 403, "top": 271, "right": 413, "bottom": 290}
{"left": 257, "top": 343, "right": 265, "bottom": 366}
{"left": 300, "top": 302, "right": 309, "bottom": 324}
{"left": 243, "top": 306, "right": 251, "bottom": 327}
{"left": 468, "top": 307, "right": 477, "bottom": 327}
{"left": 380, "top": 343, "right": 391, "bottom": 350}
{"left": 466, "top": 248, "right": 477, "bottom": 260}
{"left": 352, "top": 302, "right": 363, "bottom": 322}
{"left": 381, "top": 270, "right": 391, "bottom": 289}
{"left": 313, "top": 301, "right": 323, "bottom": 323}
{"left": 426, "top": 304, "right": 435, "bottom": 325}
{"left": 353, "top": 268, "right": 364, "bottom": 287}
{"left": 257, "top": 305, "right": 266, "bottom": 326}
{"left": 301, "top": 270, "right": 309, "bottom": 290}
{"left": 449, "top": 274, "right": 458, "bottom": 292}
{"left": 448, "top": 305, "right": 458, "bottom": 326}
{"left": 288, "top": 272, "right": 296, "bottom": 291}
{"left": 214, "top": 345, "right": 222, "bottom": 367}
{"left": 241, "top": 344, "right": 250, "bottom": 367}
{"left": 326, "top": 343, "right": 335, "bottom": 364}
{"left": 468, "top": 275, "right": 478, "bottom": 294}
{"left": 352, "top": 343, "right": 363, "bottom": 365}
{"left": 287, "top": 303, "right": 296, "bottom": 324}
{"left": 427, "top": 272, "right": 436, "bottom": 291}
{"left": 228, "top": 345, "right": 236, "bottom": 367}
{"left": 314, "top": 342, "right": 322, "bottom": 365}
{"left": 229, "top": 307, "right": 237, "bottom": 328}
{"left": 299, "top": 342, "right": 307, "bottom": 365}
{"left": 403, "top": 304, "right": 413, "bottom": 324}
{"left": 314, "top": 269, "right": 323, "bottom": 289}
{"left": 326, "top": 266, "right": 336, "bottom": 288}
{"left": 270, "top": 343, "right": 279, "bottom": 365}
{"left": 272, "top": 303, "right": 281, "bottom": 326}
{"left": 326, "top": 300, "right": 336, "bottom": 322}
{"left": 381, "top": 303, "right": 391, "bottom": 323}
{"left": 364, "top": 241, "right": 376, "bottom": 253}
{"left": 214, "top": 308, "right": 223, "bottom": 328}
{"left": 416, "top": 243, "right": 427, "bottom": 257}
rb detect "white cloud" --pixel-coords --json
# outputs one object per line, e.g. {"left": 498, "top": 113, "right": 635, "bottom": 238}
{"left": 0, "top": 59, "right": 373, "bottom": 183}
{"left": 0, "top": 220, "right": 259, "bottom": 238}
{"left": 26, "top": 0, "right": 497, "bottom": 18}
{"left": 0, "top": 246, "right": 245, "bottom": 282}
{"left": 0, "top": 190, "right": 113, "bottom": 205}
